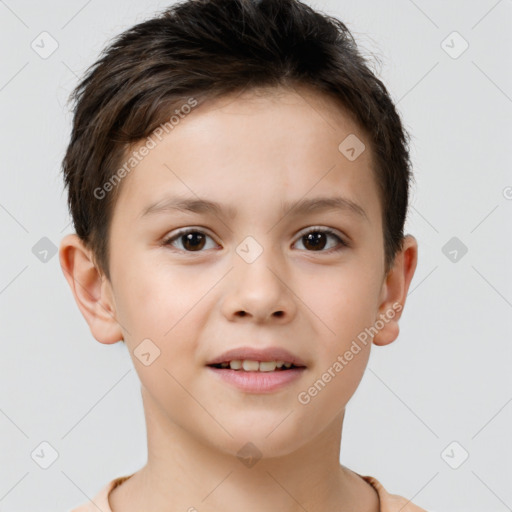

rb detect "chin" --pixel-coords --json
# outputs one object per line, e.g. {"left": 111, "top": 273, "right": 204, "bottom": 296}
{"left": 204, "top": 420, "right": 312, "bottom": 461}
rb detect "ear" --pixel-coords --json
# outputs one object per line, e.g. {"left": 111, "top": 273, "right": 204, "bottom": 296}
{"left": 372, "top": 234, "right": 418, "bottom": 347}
{"left": 59, "top": 233, "right": 123, "bottom": 344}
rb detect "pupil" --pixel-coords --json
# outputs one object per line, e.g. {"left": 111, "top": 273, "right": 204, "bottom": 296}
{"left": 183, "top": 232, "right": 205, "bottom": 251}
{"left": 304, "top": 232, "right": 326, "bottom": 251}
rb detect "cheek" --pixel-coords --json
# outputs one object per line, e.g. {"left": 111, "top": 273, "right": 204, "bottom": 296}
{"left": 113, "top": 259, "right": 218, "bottom": 382}
{"left": 293, "top": 338, "right": 371, "bottom": 445}
{"left": 113, "top": 257, "right": 199, "bottom": 336}
{"left": 296, "top": 267, "right": 379, "bottom": 425}
{"left": 114, "top": 262, "right": 206, "bottom": 398}
{"left": 299, "top": 265, "right": 380, "bottom": 347}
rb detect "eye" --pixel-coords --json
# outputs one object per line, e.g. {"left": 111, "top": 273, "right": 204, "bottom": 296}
{"left": 162, "top": 228, "right": 218, "bottom": 252}
{"left": 293, "top": 227, "right": 349, "bottom": 252}
{"left": 162, "top": 226, "right": 349, "bottom": 253}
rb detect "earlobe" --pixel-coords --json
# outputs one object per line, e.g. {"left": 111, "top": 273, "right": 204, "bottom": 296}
{"left": 59, "top": 233, "right": 123, "bottom": 344}
{"left": 372, "top": 235, "right": 419, "bottom": 347}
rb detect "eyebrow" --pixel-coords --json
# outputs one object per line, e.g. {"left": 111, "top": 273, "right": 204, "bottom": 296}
{"left": 139, "top": 195, "right": 368, "bottom": 222}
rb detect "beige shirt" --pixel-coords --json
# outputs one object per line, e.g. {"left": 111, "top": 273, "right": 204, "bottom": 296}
{"left": 70, "top": 473, "right": 428, "bottom": 511}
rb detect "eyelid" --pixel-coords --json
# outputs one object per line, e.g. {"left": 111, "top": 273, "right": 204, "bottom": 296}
{"left": 295, "top": 225, "right": 346, "bottom": 240}
{"left": 163, "top": 225, "right": 350, "bottom": 252}
{"left": 167, "top": 226, "right": 217, "bottom": 240}
{"left": 293, "top": 225, "right": 350, "bottom": 250}
{"left": 162, "top": 226, "right": 220, "bottom": 250}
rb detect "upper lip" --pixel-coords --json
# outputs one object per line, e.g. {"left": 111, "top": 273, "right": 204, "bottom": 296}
{"left": 206, "top": 346, "right": 307, "bottom": 367}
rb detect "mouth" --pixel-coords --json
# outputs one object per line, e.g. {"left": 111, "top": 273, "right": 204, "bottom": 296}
{"left": 205, "top": 346, "right": 307, "bottom": 393}
{"left": 205, "top": 346, "right": 307, "bottom": 369}
{"left": 207, "top": 360, "right": 305, "bottom": 372}
{"left": 205, "top": 348, "right": 308, "bottom": 393}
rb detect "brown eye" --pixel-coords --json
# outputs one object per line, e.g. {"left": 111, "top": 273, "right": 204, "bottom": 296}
{"left": 294, "top": 228, "right": 347, "bottom": 252}
{"left": 181, "top": 232, "right": 206, "bottom": 251}
{"left": 302, "top": 232, "right": 327, "bottom": 251}
{"left": 163, "top": 229, "right": 217, "bottom": 252}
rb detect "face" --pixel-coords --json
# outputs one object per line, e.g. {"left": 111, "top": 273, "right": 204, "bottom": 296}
{"left": 100, "top": 86, "right": 395, "bottom": 457}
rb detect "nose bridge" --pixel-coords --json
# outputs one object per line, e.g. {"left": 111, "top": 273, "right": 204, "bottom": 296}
{"left": 221, "top": 235, "right": 295, "bottom": 322}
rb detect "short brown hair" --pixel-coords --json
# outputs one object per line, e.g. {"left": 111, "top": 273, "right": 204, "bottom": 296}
{"left": 61, "top": 0, "right": 413, "bottom": 281}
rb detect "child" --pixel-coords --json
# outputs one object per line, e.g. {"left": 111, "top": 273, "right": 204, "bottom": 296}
{"left": 60, "top": 0, "right": 425, "bottom": 510}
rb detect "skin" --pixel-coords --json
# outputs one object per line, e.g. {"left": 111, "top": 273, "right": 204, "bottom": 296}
{"left": 60, "top": 85, "right": 418, "bottom": 511}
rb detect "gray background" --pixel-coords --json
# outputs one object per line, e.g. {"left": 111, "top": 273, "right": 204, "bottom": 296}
{"left": 1, "top": 0, "right": 511, "bottom": 510}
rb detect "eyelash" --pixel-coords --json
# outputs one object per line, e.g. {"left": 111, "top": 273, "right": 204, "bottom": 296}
{"left": 162, "top": 226, "right": 349, "bottom": 254}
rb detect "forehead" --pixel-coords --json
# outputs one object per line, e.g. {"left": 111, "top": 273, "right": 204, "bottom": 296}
{"left": 112, "top": 85, "right": 380, "bottom": 227}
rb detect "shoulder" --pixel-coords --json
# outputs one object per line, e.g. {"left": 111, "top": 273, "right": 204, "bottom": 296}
{"left": 359, "top": 475, "right": 429, "bottom": 512}
{"left": 69, "top": 475, "right": 133, "bottom": 512}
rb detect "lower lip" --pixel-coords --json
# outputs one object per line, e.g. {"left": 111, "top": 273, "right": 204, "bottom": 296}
{"left": 206, "top": 367, "right": 306, "bottom": 393}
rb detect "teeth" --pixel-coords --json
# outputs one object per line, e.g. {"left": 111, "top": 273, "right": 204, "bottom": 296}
{"left": 225, "top": 359, "right": 294, "bottom": 371}
{"left": 259, "top": 361, "right": 277, "bottom": 372}
{"left": 242, "top": 360, "right": 260, "bottom": 371}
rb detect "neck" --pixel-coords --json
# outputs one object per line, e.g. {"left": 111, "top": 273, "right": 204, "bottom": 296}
{"left": 109, "top": 386, "right": 379, "bottom": 512}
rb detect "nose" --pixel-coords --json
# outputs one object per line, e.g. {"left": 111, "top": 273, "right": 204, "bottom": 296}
{"left": 220, "top": 247, "right": 297, "bottom": 324}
